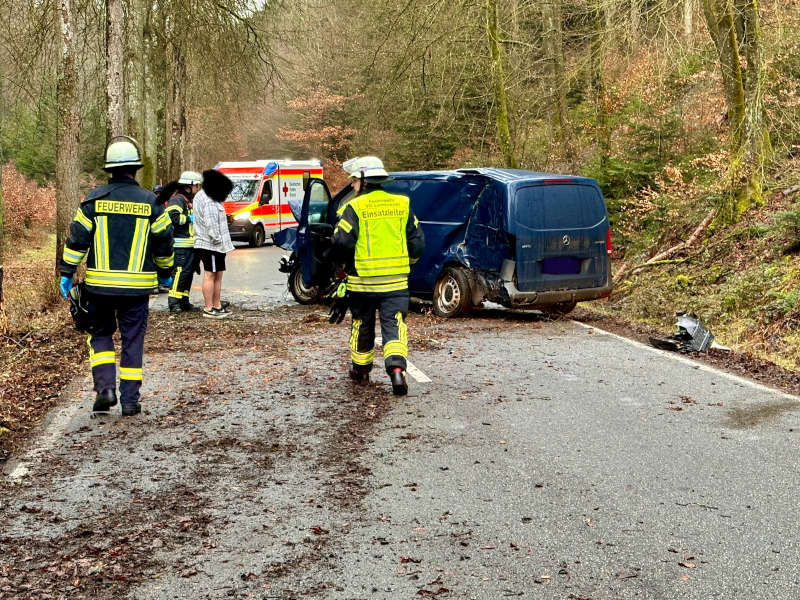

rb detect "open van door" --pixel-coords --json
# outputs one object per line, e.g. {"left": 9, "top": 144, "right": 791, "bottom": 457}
{"left": 296, "top": 178, "right": 335, "bottom": 287}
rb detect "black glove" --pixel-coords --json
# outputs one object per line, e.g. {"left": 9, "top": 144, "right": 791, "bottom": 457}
{"left": 326, "top": 280, "right": 349, "bottom": 324}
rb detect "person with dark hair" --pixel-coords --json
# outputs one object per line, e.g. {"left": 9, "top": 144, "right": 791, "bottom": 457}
{"left": 331, "top": 156, "right": 425, "bottom": 396}
{"left": 58, "top": 136, "right": 174, "bottom": 416}
{"left": 193, "top": 169, "right": 234, "bottom": 319}
{"left": 163, "top": 171, "right": 201, "bottom": 313}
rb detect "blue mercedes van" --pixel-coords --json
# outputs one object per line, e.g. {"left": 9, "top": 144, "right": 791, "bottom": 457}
{"left": 276, "top": 168, "right": 613, "bottom": 317}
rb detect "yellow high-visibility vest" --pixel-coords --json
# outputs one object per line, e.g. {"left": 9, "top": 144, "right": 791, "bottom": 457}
{"left": 348, "top": 190, "right": 411, "bottom": 292}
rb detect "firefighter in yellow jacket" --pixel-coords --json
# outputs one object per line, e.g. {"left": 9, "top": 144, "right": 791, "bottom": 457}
{"left": 59, "top": 136, "right": 174, "bottom": 416}
{"left": 332, "top": 156, "right": 425, "bottom": 395}
{"left": 164, "top": 171, "right": 201, "bottom": 313}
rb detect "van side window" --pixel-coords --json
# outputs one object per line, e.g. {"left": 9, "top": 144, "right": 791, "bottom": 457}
{"left": 386, "top": 179, "right": 480, "bottom": 223}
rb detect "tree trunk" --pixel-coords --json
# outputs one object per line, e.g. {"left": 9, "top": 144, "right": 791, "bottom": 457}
{"left": 683, "top": 0, "right": 694, "bottom": 39}
{"left": 701, "top": 0, "right": 767, "bottom": 222}
{"left": 0, "top": 163, "right": 4, "bottom": 325}
{"left": 591, "top": 0, "right": 610, "bottom": 170}
{"left": 146, "top": 5, "right": 166, "bottom": 186}
{"left": 738, "top": 0, "right": 771, "bottom": 207}
{"left": 630, "top": 0, "right": 642, "bottom": 49}
{"left": 129, "top": 0, "right": 156, "bottom": 189}
{"left": 165, "top": 42, "right": 186, "bottom": 180}
{"left": 486, "top": 0, "right": 518, "bottom": 168}
{"left": 543, "top": 0, "right": 569, "bottom": 158}
{"left": 0, "top": 61, "right": 5, "bottom": 277}
{"left": 56, "top": 0, "right": 82, "bottom": 278}
{"left": 0, "top": 65, "right": 4, "bottom": 326}
{"left": 106, "top": 0, "right": 125, "bottom": 138}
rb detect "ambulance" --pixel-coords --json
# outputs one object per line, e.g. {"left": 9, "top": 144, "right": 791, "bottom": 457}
{"left": 215, "top": 159, "right": 323, "bottom": 247}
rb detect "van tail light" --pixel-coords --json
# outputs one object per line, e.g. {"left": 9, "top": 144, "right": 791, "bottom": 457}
{"left": 606, "top": 228, "right": 613, "bottom": 256}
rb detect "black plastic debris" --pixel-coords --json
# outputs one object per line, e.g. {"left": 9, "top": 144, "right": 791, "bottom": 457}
{"left": 649, "top": 312, "right": 715, "bottom": 353}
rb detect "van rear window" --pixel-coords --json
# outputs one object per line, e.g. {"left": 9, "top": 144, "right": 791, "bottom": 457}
{"left": 516, "top": 184, "right": 605, "bottom": 229}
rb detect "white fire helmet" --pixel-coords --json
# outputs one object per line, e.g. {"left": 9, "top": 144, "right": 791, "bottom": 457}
{"left": 103, "top": 136, "right": 144, "bottom": 171}
{"left": 178, "top": 171, "right": 203, "bottom": 185}
{"left": 343, "top": 156, "right": 389, "bottom": 180}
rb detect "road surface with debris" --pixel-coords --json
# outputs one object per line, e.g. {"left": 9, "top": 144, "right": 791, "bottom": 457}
{"left": 2, "top": 246, "right": 799, "bottom": 599}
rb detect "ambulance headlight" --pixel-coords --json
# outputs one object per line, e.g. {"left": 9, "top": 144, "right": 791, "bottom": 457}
{"left": 234, "top": 211, "right": 251, "bottom": 221}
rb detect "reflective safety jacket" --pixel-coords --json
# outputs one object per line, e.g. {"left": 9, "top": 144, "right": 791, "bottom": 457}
{"left": 60, "top": 177, "right": 174, "bottom": 296}
{"left": 166, "top": 191, "right": 194, "bottom": 248}
{"left": 332, "top": 188, "right": 425, "bottom": 294}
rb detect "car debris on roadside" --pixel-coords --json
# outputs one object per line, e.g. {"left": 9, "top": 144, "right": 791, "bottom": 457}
{"left": 649, "top": 312, "right": 719, "bottom": 353}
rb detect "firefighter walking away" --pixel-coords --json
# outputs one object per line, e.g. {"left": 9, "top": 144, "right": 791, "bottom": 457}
{"left": 332, "top": 156, "right": 425, "bottom": 395}
{"left": 59, "top": 136, "right": 174, "bottom": 416}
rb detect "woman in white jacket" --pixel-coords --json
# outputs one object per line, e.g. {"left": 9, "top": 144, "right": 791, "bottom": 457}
{"left": 193, "top": 169, "right": 234, "bottom": 318}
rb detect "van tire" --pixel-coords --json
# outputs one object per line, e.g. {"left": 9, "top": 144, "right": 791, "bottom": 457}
{"left": 433, "top": 267, "right": 472, "bottom": 318}
{"left": 289, "top": 265, "right": 320, "bottom": 305}
{"left": 249, "top": 224, "right": 265, "bottom": 248}
{"left": 542, "top": 300, "right": 577, "bottom": 318}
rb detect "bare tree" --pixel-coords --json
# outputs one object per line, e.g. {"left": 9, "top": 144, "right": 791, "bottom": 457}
{"left": 543, "top": 0, "right": 569, "bottom": 157}
{"left": 128, "top": 0, "right": 158, "bottom": 188}
{"left": 106, "top": 0, "right": 124, "bottom": 137}
{"left": 684, "top": 0, "right": 694, "bottom": 39}
{"left": 165, "top": 42, "right": 186, "bottom": 181}
{"left": 56, "top": 0, "right": 81, "bottom": 276}
{"left": 0, "top": 159, "right": 4, "bottom": 330}
{"left": 630, "top": 0, "right": 642, "bottom": 49}
{"left": 701, "top": 0, "right": 770, "bottom": 222}
{"left": 486, "top": 0, "right": 517, "bottom": 168}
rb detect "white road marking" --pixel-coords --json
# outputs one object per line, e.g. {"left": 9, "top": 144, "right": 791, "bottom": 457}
{"left": 376, "top": 336, "right": 432, "bottom": 384}
{"left": 406, "top": 362, "right": 432, "bottom": 384}
{"left": 572, "top": 320, "right": 800, "bottom": 402}
{"left": 7, "top": 464, "right": 29, "bottom": 479}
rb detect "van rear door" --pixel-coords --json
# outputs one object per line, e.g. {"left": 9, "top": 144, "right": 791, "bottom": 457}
{"left": 513, "top": 182, "right": 609, "bottom": 293}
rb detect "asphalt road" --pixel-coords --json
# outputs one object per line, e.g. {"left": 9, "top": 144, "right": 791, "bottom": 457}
{"left": 2, "top": 248, "right": 800, "bottom": 599}
{"left": 148, "top": 242, "right": 292, "bottom": 311}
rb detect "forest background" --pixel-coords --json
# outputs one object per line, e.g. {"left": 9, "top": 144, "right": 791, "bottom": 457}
{"left": 0, "top": 0, "right": 800, "bottom": 367}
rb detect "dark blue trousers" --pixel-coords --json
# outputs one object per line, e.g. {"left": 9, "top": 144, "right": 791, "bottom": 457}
{"left": 349, "top": 292, "right": 409, "bottom": 374}
{"left": 86, "top": 294, "right": 149, "bottom": 406}
{"left": 168, "top": 247, "right": 195, "bottom": 309}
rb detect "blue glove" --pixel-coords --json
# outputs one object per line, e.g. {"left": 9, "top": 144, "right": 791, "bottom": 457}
{"left": 59, "top": 276, "right": 73, "bottom": 299}
{"left": 159, "top": 277, "right": 174, "bottom": 287}
{"left": 188, "top": 213, "right": 194, "bottom": 224}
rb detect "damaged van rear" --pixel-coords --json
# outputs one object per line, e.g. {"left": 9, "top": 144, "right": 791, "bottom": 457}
{"left": 382, "top": 168, "right": 613, "bottom": 317}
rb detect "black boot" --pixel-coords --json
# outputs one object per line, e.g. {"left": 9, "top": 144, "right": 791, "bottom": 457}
{"left": 93, "top": 389, "right": 118, "bottom": 412}
{"left": 121, "top": 403, "right": 141, "bottom": 417}
{"left": 349, "top": 365, "right": 370, "bottom": 385}
{"left": 390, "top": 368, "right": 408, "bottom": 396}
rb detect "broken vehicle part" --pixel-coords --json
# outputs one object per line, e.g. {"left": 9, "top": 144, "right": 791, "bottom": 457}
{"left": 649, "top": 312, "right": 715, "bottom": 353}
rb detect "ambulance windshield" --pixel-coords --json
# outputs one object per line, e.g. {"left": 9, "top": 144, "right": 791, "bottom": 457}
{"left": 227, "top": 179, "right": 259, "bottom": 203}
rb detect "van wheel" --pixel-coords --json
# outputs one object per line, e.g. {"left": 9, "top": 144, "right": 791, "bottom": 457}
{"left": 249, "top": 224, "right": 265, "bottom": 248}
{"left": 542, "top": 301, "right": 577, "bottom": 317}
{"left": 433, "top": 267, "right": 472, "bottom": 318}
{"left": 289, "top": 265, "right": 319, "bottom": 305}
